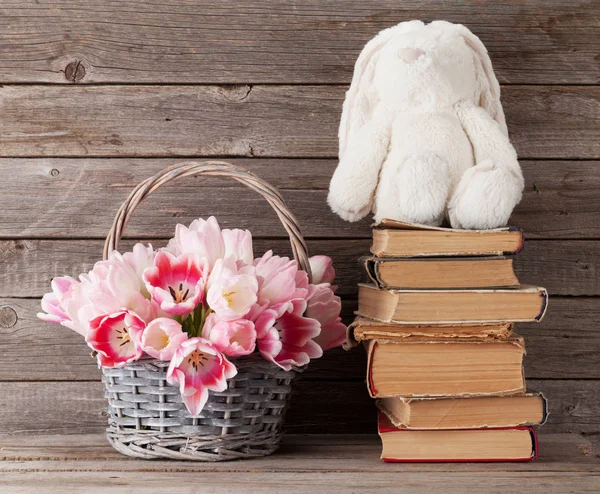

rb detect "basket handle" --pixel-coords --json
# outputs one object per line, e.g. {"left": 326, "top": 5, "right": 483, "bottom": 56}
{"left": 103, "top": 160, "right": 312, "bottom": 282}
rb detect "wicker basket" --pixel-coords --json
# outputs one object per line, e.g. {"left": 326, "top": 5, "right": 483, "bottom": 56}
{"left": 100, "top": 160, "right": 313, "bottom": 461}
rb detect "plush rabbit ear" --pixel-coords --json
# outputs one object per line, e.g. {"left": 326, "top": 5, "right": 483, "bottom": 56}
{"left": 456, "top": 24, "right": 508, "bottom": 137}
{"left": 339, "top": 21, "right": 425, "bottom": 159}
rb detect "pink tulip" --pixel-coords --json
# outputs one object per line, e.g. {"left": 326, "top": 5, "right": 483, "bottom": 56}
{"left": 143, "top": 251, "right": 208, "bottom": 316}
{"left": 141, "top": 317, "right": 189, "bottom": 361}
{"left": 38, "top": 276, "right": 78, "bottom": 325}
{"left": 309, "top": 255, "right": 336, "bottom": 285}
{"left": 253, "top": 251, "right": 307, "bottom": 308}
{"left": 103, "top": 253, "right": 155, "bottom": 322}
{"left": 120, "top": 243, "right": 156, "bottom": 298}
{"left": 167, "top": 217, "right": 225, "bottom": 268}
{"left": 167, "top": 337, "right": 237, "bottom": 416}
{"left": 257, "top": 299, "right": 322, "bottom": 371}
{"left": 222, "top": 228, "right": 254, "bottom": 265}
{"left": 86, "top": 310, "right": 145, "bottom": 367}
{"left": 202, "top": 314, "right": 256, "bottom": 357}
{"left": 206, "top": 258, "right": 258, "bottom": 320}
{"left": 305, "top": 284, "right": 346, "bottom": 351}
{"left": 80, "top": 247, "right": 157, "bottom": 328}
{"left": 60, "top": 276, "right": 95, "bottom": 336}
{"left": 38, "top": 246, "right": 157, "bottom": 336}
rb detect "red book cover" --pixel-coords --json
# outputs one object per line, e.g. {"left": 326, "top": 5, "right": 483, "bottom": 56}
{"left": 378, "top": 411, "right": 538, "bottom": 463}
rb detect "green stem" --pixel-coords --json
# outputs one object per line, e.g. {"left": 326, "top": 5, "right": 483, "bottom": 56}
{"left": 181, "top": 314, "right": 194, "bottom": 337}
{"left": 195, "top": 303, "right": 213, "bottom": 338}
{"left": 193, "top": 303, "right": 203, "bottom": 338}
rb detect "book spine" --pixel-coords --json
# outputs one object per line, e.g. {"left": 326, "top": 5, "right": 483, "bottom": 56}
{"left": 509, "top": 227, "right": 525, "bottom": 255}
{"left": 539, "top": 393, "right": 549, "bottom": 426}
{"left": 536, "top": 289, "right": 549, "bottom": 322}
{"left": 364, "top": 258, "right": 383, "bottom": 288}
{"left": 342, "top": 321, "right": 360, "bottom": 350}
{"left": 366, "top": 341, "right": 378, "bottom": 398}
{"left": 530, "top": 427, "right": 539, "bottom": 460}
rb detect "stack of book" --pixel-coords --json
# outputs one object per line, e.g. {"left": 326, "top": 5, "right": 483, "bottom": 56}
{"left": 348, "top": 219, "right": 548, "bottom": 462}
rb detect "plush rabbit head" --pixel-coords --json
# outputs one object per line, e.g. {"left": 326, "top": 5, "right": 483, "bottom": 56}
{"left": 330, "top": 21, "right": 524, "bottom": 230}
{"left": 339, "top": 20, "right": 507, "bottom": 159}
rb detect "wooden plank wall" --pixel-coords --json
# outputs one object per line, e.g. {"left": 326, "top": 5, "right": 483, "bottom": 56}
{"left": 0, "top": 1, "right": 598, "bottom": 437}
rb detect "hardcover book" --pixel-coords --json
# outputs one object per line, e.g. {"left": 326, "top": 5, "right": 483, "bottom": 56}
{"left": 378, "top": 412, "right": 538, "bottom": 462}
{"left": 357, "top": 283, "right": 548, "bottom": 324}
{"left": 371, "top": 219, "right": 524, "bottom": 258}
{"left": 364, "top": 256, "right": 519, "bottom": 289}
{"left": 365, "top": 336, "right": 526, "bottom": 398}
{"left": 348, "top": 317, "right": 513, "bottom": 345}
{"left": 377, "top": 393, "right": 547, "bottom": 430}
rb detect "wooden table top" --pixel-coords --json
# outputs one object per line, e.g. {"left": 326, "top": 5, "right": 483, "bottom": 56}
{"left": 0, "top": 433, "right": 598, "bottom": 493}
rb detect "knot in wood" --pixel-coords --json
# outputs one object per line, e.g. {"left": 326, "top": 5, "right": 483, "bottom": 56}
{"left": 65, "top": 60, "right": 86, "bottom": 82}
{"left": 0, "top": 306, "right": 17, "bottom": 329}
{"left": 217, "top": 85, "right": 252, "bottom": 101}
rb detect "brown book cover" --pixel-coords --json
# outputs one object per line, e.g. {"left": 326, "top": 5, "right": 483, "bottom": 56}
{"left": 357, "top": 283, "right": 548, "bottom": 324}
{"left": 371, "top": 219, "right": 524, "bottom": 258}
{"left": 377, "top": 394, "right": 547, "bottom": 430}
{"left": 364, "top": 256, "right": 519, "bottom": 289}
{"left": 365, "top": 335, "right": 526, "bottom": 398}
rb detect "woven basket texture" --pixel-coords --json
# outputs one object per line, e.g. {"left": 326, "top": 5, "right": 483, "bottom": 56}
{"left": 102, "top": 355, "right": 298, "bottom": 461}
{"left": 99, "top": 161, "right": 312, "bottom": 461}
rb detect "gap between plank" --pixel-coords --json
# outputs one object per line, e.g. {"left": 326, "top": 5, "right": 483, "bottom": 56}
{"left": 0, "top": 82, "right": 598, "bottom": 87}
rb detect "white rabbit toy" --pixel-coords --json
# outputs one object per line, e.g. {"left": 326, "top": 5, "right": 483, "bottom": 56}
{"left": 328, "top": 20, "right": 524, "bottom": 229}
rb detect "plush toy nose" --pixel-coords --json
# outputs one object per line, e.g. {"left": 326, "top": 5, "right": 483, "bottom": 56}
{"left": 398, "top": 47, "right": 426, "bottom": 63}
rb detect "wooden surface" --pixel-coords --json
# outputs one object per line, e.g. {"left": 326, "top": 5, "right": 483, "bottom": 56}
{"left": 2, "top": 297, "right": 600, "bottom": 381}
{"left": 2, "top": 239, "right": 599, "bottom": 296}
{"left": 0, "top": 2, "right": 599, "bottom": 486}
{"left": 0, "top": 86, "right": 598, "bottom": 158}
{"left": 1, "top": 159, "right": 599, "bottom": 239}
{"left": 0, "top": 0, "right": 597, "bottom": 85}
{"left": 0, "top": 379, "right": 598, "bottom": 436}
{"left": 0, "top": 434, "right": 598, "bottom": 493}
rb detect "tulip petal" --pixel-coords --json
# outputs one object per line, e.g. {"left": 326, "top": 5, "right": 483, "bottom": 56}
{"left": 309, "top": 255, "right": 336, "bottom": 284}
{"left": 143, "top": 251, "right": 207, "bottom": 316}
{"left": 182, "top": 387, "right": 210, "bottom": 416}
{"left": 166, "top": 337, "right": 237, "bottom": 416}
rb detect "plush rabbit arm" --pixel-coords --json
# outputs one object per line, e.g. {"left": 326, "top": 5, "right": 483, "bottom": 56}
{"left": 328, "top": 114, "right": 392, "bottom": 222}
{"left": 448, "top": 101, "right": 525, "bottom": 229}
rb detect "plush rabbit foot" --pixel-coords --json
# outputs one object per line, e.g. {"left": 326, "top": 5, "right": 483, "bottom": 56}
{"left": 374, "top": 154, "right": 450, "bottom": 226}
{"left": 327, "top": 199, "right": 371, "bottom": 223}
{"left": 327, "top": 172, "right": 372, "bottom": 222}
{"left": 448, "top": 159, "right": 523, "bottom": 230}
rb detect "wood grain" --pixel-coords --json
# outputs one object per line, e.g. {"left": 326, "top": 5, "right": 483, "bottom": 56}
{"left": 0, "top": 0, "right": 598, "bottom": 448}
{"left": 516, "top": 160, "right": 600, "bottom": 239}
{"left": 0, "top": 1, "right": 597, "bottom": 84}
{"left": 0, "top": 86, "right": 597, "bottom": 158}
{"left": 1, "top": 159, "right": 599, "bottom": 239}
{"left": 2, "top": 297, "right": 598, "bottom": 381}
{"left": 1, "top": 470, "right": 599, "bottom": 494}
{"left": 1, "top": 433, "right": 597, "bottom": 472}
{"left": 0, "top": 436, "right": 598, "bottom": 494}
{"left": 1, "top": 239, "right": 598, "bottom": 297}
{"left": 0, "top": 432, "right": 596, "bottom": 470}
{"left": 0, "top": 380, "right": 597, "bottom": 436}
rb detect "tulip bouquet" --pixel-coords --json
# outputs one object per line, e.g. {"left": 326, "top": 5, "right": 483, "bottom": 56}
{"left": 38, "top": 216, "right": 345, "bottom": 416}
